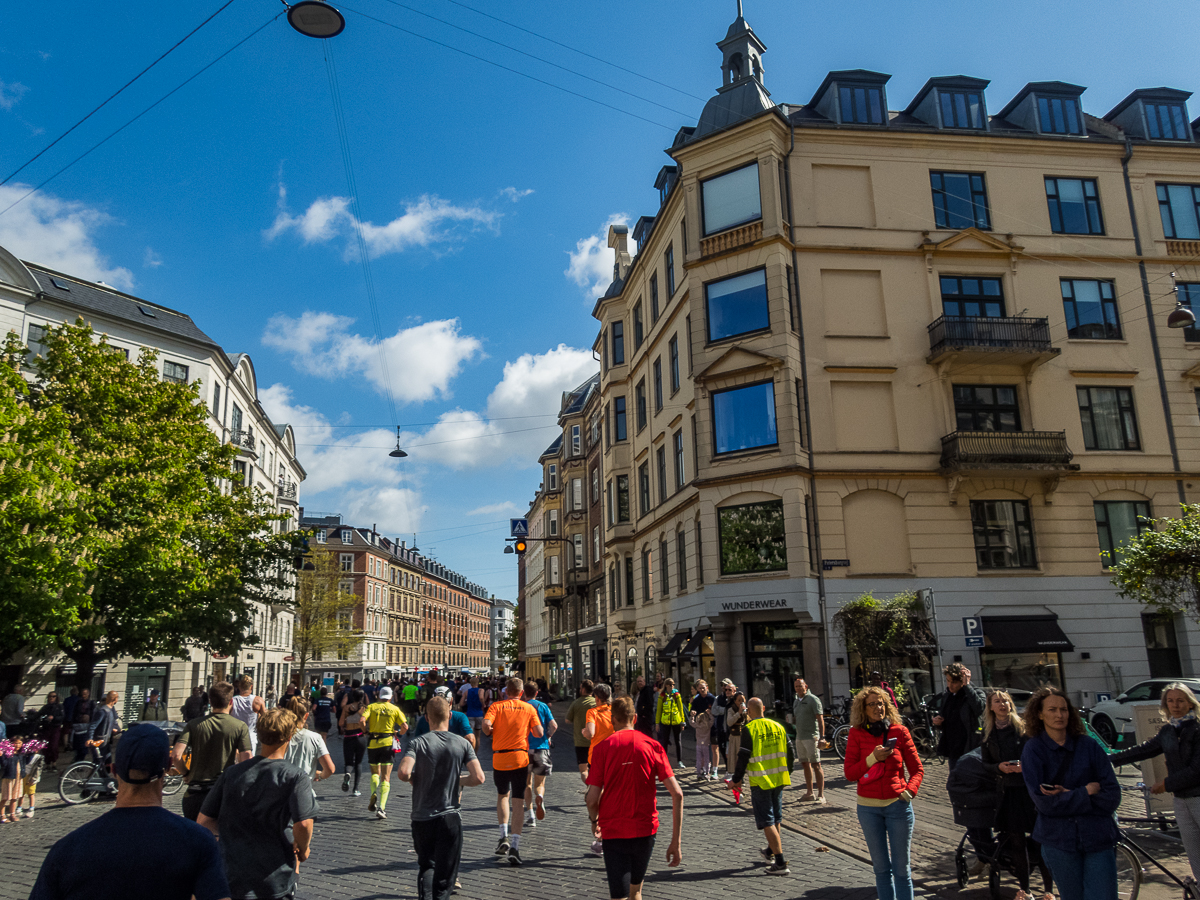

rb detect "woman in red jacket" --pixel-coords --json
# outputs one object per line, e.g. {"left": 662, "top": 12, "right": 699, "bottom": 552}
{"left": 844, "top": 686, "right": 924, "bottom": 900}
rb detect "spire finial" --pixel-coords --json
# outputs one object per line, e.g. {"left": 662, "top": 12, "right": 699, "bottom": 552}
{"left": 737, "top": 0, "right": 743, "bottom": 16}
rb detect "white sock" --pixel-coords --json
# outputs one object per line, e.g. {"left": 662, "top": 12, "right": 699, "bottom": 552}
{"left": 500, "top": 823, "right": 509, "bottom": 838}
{"left": 510, "top": 833, "right": 520, "bottom": 850}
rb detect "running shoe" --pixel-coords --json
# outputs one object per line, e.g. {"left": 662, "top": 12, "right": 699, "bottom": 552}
{"left": 342, "top": 773, "right": 350, "bottom": 792}
{"left": 353, "top": 790, "right": 361, "bottom": 797}
{"left": 758, "top": 847, "right": 773, "bottom": 863}
{"left": 507, "top": 847, "right": 522, "bottom": 867}
{"left": 375, "top": 808, "right": 387, "bottom": 820}
{"left": 535, "top": 794, "right": 546, "bottom": 821}
{"left": 765, "top": 862, "right": 790, "bottom": 876}
{"left": 368, "top": 793, "right": 377, "bottom": 811}
{"left": 23, "top": 809, "right": 34, "bottom": 818}
{"left": 495, "top": 837, "right": 511, "bottom": 857}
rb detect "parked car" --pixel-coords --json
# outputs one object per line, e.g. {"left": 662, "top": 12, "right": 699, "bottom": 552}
{"left": 1087, "top": 678, "right": 1200, "bottom": 747}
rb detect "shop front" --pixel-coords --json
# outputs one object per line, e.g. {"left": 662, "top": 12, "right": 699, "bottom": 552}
{"left": 978, "top": 615, "right": 1073, "bottom": 697}
{"left": 743, "top": 623, "right": 805, "bottom": 710}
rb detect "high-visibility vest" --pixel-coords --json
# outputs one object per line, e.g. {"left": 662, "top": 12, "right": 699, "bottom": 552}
{"left": 744, "top": 716, "right": 791, "bottom": 790}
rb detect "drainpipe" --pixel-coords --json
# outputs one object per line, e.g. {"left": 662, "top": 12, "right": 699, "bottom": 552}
{"left": 782, "top": 115, "right": 833, "bottom": 701}
{"left": 1121, "top": 139, "right": 1186, "bottom": 504}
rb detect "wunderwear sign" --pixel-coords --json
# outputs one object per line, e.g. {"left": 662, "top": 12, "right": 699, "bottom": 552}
{"left": 717, "top": 598, "right": 790, "bottom": 613}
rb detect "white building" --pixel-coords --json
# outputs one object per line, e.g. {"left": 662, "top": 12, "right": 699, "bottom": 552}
{"left": 0, "top": 244, "right": 305, "bottom": 723}
{"left": 491, "top": 597, "right": 517, "bottom": 673}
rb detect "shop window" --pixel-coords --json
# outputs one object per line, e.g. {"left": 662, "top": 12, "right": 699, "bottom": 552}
{"left": 979, "top": 652, "right": 1063, "bottom": 694}
{"left": 718, "top": 499, "right": 787, "bottom": 576}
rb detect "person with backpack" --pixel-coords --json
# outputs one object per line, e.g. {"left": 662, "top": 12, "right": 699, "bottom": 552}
{"left": 655, "top": 679, "right": 686, "bottom": 769}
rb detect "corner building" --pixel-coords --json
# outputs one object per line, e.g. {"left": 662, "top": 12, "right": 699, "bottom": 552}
{"left": 595, "top": 9, "right": 1200, "bottom": 709}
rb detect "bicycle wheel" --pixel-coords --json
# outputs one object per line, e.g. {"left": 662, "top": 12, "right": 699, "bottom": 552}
{"left": 910, "top": 725, "right": 933, "bottom": 755}
{"left": 162, "top": 772, "right": 185, "bottom": 796}
{"left": 58, "top": 761, "right": 98, "bottom": 805}
{"left": 1115, "top": 842, "right": 1142, "bottom": 900}
{"left": 833, "top": 724, "right": 851, "bottom": 759}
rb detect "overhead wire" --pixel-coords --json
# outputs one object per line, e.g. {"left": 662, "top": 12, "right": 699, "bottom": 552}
{"left": 0, "top": 10, "right": 285, "bottom": 220}
{"left": 294, "top": 422, "right": 561, "bottom": 450}
{"left": 1, "top": 0, "right": 241, "bottom": 187}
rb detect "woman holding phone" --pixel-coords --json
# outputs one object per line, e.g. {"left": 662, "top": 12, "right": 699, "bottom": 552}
{"left": 980, "top": 690, "right": 1052, "bottom": 900}
{"left": 845, "top": 686, "right": 924, "bottom": 900}
{"left": 1021, "top": 687, "right": 1120, "bottom": 900}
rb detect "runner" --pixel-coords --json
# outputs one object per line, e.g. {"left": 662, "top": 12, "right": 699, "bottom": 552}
{"left": 364, "top": 686, "right": 408, "bottom": 820}
{"left": 463, "top": 676, "right": 490, "bottom": 747}
{"left": 398, "top": 697, "right": 486, "bottom": 900}
{"left": 401, "top": 680, "right": 420, "bottom": 720}
{"left": 482, "top": 676, "right": 544, "bottom": 866}
{"left": 582, "top": 683, "right": 615, "bottom": 855}
{"left": 522, "top": 680, "right": 557, "bottom": 829}
{"left": 338, "top": 689, "right": 368, "bottom": 796}
{"left": 585, "top": 694, "right": 683, "bottom": 900}
{"left": 565, "top": 681, "right": 596, "bottom": 784}
{"left": 730, "top": 697, "right": 793, "bottom": 875}
{"left": 311, "top": 687, "right": 335, "bottom": 737}
{"left": 172, "top": 682, "right": 253, "bottom": 821}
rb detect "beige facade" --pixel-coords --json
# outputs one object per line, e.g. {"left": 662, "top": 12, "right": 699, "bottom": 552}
{"left": 593, "top": 10, "right": 1200, "bottom": 710}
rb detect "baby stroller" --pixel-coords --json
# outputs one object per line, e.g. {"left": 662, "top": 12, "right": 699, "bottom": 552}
{"left": 947, "top": 749, "right": 1009, "bottom": 899}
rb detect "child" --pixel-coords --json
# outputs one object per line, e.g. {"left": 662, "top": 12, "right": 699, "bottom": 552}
{"left": 18, "top": 741, "right": 45, "bottom": 818}
{"left": 1, "top": 737, "right": 24, "bottom": 823}
{"left": 693, "top": 709, "right": 714, "bottom": 779}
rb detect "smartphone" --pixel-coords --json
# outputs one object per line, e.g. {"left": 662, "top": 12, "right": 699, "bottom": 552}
{"left": 1039, "top": 784, "right": 1056, "bottom": 792}
{"left": 882, "top": 737, "right": 898, "bottom": 751}
{"left": 1007, "top": 760, "right": 1021, "bottom": 766}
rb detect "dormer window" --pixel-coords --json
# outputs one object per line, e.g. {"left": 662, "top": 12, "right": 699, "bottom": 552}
{"left": 1104, "top": 89, "right": 1193, "bottom": 142}
{"left": 941, "top": 90, "right": 985, "bottom": 129}
{"left": 904, "top": 76, "right": 990, "bottom": 132}
{"left": 809, "top": 70, "right": 891, "bottom": 127}
{"left": 1146, "top": 102, "right": 1190, "bottom": 140}
{"left": 1038, "top": 96, "right": 1082, "bottom": 135}
{"left": 840, "top": 85, "right": 885, "bottom": 125}
{"left": 997, "top": 82, "right": 1087, "bottom": 137}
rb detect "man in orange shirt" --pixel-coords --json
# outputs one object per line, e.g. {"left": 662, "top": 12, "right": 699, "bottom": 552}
{"left": 483, "top": 676, "right": 543, "bottom": 867}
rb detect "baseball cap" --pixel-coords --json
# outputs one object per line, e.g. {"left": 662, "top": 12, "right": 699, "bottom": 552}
{"left": 114, "top": 723, "right": 171, "bottom": 784}
{"left": 721, "top": 678, "right": 734, "bottom": 687}
{"left": 378, "top": 686, "right": 393, "bottom": 700}
{"left": 434, "top": 686, "right": 452, "bottom": 699}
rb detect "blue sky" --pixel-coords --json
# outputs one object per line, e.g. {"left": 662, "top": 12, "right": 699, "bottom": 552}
{"left": 4, "top": 0, "right": 1200, "bottom": 600}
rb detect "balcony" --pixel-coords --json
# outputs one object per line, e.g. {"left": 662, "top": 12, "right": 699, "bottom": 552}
{"left": 1168, "top": 239, "right": 1200, "bottom": 257}
{"left": 229, "top": 429, "right": 256, "bottom": 455}
{"left": 610, "top": 604, "right": 638, "bottom": 632}
{"left": 277, "top": 479, "right": 298, "bottom": 503}
{"left": 700, "top": 220, "right": 763, "bottom": 258}
{"left": 940, "top": 431, "right": 1079, "bottom": 473}
{"left": 927, "top": 316, "right": 1059, "bottom": 369}
{"left": 544, "top": 583, "right": 565, "bottom": 605}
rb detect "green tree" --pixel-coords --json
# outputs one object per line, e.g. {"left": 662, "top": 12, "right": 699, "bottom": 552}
{"left": 832, "top": 590, "right": 936, "bottom": 688}
{"left": 496, "top": 623, "right": 518, "bottom": 665}
{"left": 292, "top": 546, "right": 362, "bottom": 687}
{"left": 1108, "top": 505, "right": 1200, "bottom": 618}
{"left": 5, "top": 319, "right": 294, "bottom": 690}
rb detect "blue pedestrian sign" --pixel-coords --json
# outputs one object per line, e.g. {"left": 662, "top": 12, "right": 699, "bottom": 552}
{"left": 965, "top": 636, "right": 984, "bottom": 648}
{"left": 509, "top": 518, "right": 529, "bottom": 537}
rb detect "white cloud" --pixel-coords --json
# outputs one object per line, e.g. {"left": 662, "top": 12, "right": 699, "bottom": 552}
{"left": 143, "top": 247, "right": 163, "bottom": 268}
{"left": 262, "top": 312, "right": 482, "bottom": 404}
{"left": 0, "top": 81, "right": 29, "bottom": 110}
{"left": 467, "top": 501, "right": 521, "bottom": 517}
{"left": 265, "top": 182, "right": 499, "bottom": 259}
{"left": 414, "top": 344, "right": 598, "bottom": 469}
{"left": 566, "top": 214, "right": 634, "bottom": 299}
{"left": 0, "top": 184, "right": 134, "bottom": 289}
{"left": 499, "top": 187, "right": 534, "bottom": 203}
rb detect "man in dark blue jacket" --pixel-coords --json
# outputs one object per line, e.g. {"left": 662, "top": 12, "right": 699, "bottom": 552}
{"left": 88, "top": 691, "right": 121, "bottom": 792}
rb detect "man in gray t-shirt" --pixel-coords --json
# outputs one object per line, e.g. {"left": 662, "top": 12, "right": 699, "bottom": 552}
{"left": 791, "top": 678, "right": 826, "bottom": 803}
{"left": 399, "top": 697, "right": 485, "bottom": 900}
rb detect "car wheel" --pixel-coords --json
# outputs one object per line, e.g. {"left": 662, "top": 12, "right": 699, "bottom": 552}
{"left": 1092, "top": 715, "right": 1118, "bottom": 748}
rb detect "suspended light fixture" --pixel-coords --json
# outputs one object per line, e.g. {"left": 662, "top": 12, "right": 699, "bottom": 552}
{"left": 388, "top": 426, "right": 408, "bottom": 458}
{"left": 287, "top": 0, "right": 346, "bottom": 39}
{"left": 1168, "top": 271, "right": 1197, "bottom": 329}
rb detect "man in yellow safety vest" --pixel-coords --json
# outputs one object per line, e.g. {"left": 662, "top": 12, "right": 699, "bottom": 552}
{"left": 730, "top": 697, "right": 791, "bottom": 876}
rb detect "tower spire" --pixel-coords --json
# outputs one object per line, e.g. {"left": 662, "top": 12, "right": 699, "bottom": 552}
{"left": 737, "top": 0, "right": 743, "bottom": 17}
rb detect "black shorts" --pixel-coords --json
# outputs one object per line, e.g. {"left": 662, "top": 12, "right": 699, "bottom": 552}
{"left": 603, "top": 835, "right": 656, "bottom": 899}
{"left": 575, "top": 745, "right": 590, "bottom": 766}
{"left": 494, "top": 765, "right": 529, "bottom": 796}
{"left": 368, "top": 746, "right": 395, "bottom": 765}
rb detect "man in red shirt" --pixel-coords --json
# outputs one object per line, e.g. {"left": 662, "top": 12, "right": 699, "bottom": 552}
{"left": 585, "top": 695, "right": 683, "bottom": 900}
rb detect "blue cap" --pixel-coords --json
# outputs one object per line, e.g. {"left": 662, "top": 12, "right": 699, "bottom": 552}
{"left": 114, "top": 723, "right": 171, "bottom": 784}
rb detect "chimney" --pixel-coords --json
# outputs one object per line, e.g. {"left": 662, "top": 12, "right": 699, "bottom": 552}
{"left": 608, "top": 224, "right": 631, "bottom": 282}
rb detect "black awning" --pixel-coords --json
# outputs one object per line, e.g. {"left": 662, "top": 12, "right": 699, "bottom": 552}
{"left": 661, "top": 632, "right": 689, "bottom": 656}
{"left": 682, "top": 628, "right": 711, "bottom": 656}
{"left": 982, "top": 616, "right": 1074, "bottom": 653}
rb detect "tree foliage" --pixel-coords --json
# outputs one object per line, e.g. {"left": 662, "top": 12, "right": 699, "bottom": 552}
{"left": 291, "top": 546, "right": 362, "bottom": 687}
{"left": 718, "top": 500, "right": 787, "bottom": 575}
{"left": 832, "top": 590, "right": 936, "bottom": 684}
{"left": 496, "top": 621, "right": 518, "bottom": 665}
{"left": 2, "top": 320, "right": 294, "bottom": 688}
{"left": 1108, "top": 505, "right": 1200, "bottom": 619}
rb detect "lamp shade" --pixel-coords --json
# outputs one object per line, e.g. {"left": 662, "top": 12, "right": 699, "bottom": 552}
{"left": 1168, "top": 304, "right": 1196, "bottom": 329}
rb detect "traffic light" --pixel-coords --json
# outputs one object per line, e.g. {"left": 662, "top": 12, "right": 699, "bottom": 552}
{"left": 514, "top": 539, "right": 527, "bottom": 556}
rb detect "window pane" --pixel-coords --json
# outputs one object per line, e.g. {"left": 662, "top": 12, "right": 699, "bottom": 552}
{"left": 1167, "top": 185, "right": 1200, "bottom": 239}
{"left": 932, "top": 172, "right": 989, "bottom": 230}
{"left": 713, "top": 382, "right": 777, "bottom": 454}
{"left": 941, "top": 92, "right": 954, "bottom": 127}
{"left": 702, "top": 163, "right": 762, "bottom": 235}
{"left": 706, "top": 269, "right": 769, "bottom": 341}
{"left": 1065, "top": 101, "right": 1080, "bottom": 134}
{"left": 1053, "top": 178, "right": 1088, "bottom": 233}
{"left": 718, "top": 499, "right": 787, "bottom": 575}
{"left": 869, "top": 88, "right": 883, "bottom": 124}
{"left": 1062, "top": 279, "right": 1120, "bottom": 339}
{"left": 840, "top": 86, "right": 852, "bottom": 123}
{"left": 972, "top": 500, "right": 1036, "bottom": 568}
{"left": 1038, "top": 97, "right": 1051, "bottom": 132}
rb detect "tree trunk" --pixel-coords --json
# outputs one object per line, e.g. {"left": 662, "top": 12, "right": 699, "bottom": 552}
{"left": 64, "top": 638, "right": 100, "bottom": 695}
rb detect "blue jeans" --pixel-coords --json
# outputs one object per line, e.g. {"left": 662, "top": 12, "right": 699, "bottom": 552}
{"left": 1040, "top": 845, "right": 1117, "bottom": 900}
{"left": 857, "top": 801, "right": 914, "bottom": 900}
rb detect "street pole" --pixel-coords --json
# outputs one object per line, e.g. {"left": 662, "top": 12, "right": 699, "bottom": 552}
{"left": 920, "top": 587, "right": 944, "bottom": 685}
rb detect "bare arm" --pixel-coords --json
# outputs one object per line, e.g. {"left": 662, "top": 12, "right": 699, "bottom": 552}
{"left": 197, "top": 812, "right": 219, "bottom": 838}
{"left": 397, "top": 755, "right": 415, "bottom": 783}
{"left": 582, "top": 721, "right": 595, "bottom": 740}
{"left": 585, "top": 783, "right": 602, "bottom": 835}
{"left": 237, "top": 750, "right": 253, "bottom": 762}
{"left": 530, "top": 717, "right": 544, "bottom": 739}
{"left": 546, "top": 718, "right": 558, "bottom": 739}
{"left": 292, "top": 818, "right": 314, "bottom": 862}
{"left": 663, "top": 776, "right": 684, "bottom": 866}
{"left": 483, "top": 717, "right": 494, "bottom": 736}
{"left": 253, "top": 696, "right": 266, "bottom": 714}
{"left": 315, "top": 753, "right": 335, "bottom": 781}
{"left": 462, "top": 758, "right": 485, "bottom": 787}
{"left": 466, "top": 733, "right": 477, "bottom": 750}
{"left": 170, "top": 737, "right": 188, "bottom": 769}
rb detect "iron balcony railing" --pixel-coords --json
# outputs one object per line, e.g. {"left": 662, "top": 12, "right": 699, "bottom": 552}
{"left": 928, "top": 315, "right": 1054, "bottom": 356}
{"left": 277, "top": 480, "right": 298, "bottom": 500}
{"left": 940, "top": 431, "right": 1075, "bottom": 468}
{"left": 229, "top": 429, "right": 256, "bottom": 452}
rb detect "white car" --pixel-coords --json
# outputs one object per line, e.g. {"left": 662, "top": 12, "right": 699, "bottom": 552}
{"left": 1087, "top": 678, "right": 1200, "bottom": 747}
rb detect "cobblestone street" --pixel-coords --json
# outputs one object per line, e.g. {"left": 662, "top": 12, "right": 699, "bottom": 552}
{"left": 0, "top": 705, "right": 1190, "bottom": 900}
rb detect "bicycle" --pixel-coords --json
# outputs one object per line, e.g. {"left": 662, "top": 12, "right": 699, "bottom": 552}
{"left": 58, "top": 756, "right": 117, "bottom": 805}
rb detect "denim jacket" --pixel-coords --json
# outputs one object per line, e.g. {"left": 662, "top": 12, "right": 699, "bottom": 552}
{"left": 1021, "top": 731, "right": 1120, "bottom": 853}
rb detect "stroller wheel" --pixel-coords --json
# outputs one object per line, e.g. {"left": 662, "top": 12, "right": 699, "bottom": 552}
{"left": 954, "top": 846, "right": 969, "bottom": 888}
{"left": 988, "top": 863, "right": 1001, "bottom": 899}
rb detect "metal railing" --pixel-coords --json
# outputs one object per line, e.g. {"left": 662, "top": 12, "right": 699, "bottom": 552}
{"left": 928, "top": 315, "right": 1054, "bottom": 356}
{"left": 229, "top": 429, "right": 256, "bottom": 452}
{"left": 940, "top": 430, "right": 1074, "bottom": 468}
{"left": 277, "top": 480, "right": 298, "bottom": 500}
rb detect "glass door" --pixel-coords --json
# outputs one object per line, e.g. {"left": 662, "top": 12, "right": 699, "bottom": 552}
{"left": 744, "top": 623, "right": 805, "bottom": 711}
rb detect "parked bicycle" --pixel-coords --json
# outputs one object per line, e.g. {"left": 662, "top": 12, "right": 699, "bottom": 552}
{"left": 1111, "top": 784, "right": 1199, "bottom": 900}
{"left": 57, "top": 728, "right": 184, "bottom": 804}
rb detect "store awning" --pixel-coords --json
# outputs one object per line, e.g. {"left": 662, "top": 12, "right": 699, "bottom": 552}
{"left": 982, "top": 616, "right": 1074, "bottom": 653}
{"left": 661, "top": 632, "right": 689, "bottom": 656}
{"left": 682, "top": 628, "right": 711, "bottom": 656}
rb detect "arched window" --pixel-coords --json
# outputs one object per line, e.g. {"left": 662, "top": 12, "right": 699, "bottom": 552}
{"left": 729, "top": 53, "right": 743, "bottom": 80}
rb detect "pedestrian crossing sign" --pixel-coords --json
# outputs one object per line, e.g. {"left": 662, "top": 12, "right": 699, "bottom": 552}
{"left": 510, "top": 518, "right": 529, "bottom": 537}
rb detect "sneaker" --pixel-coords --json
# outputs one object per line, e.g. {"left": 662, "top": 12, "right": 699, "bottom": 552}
{"left": 507, "top": 847, "right": 522, "bottom": 867}
{"left": 674, "top": 760, "right": 685, "bottom": 768}
{"left": 765, "top": 862, "right": 791, "bottom": 876}
{"left": 368, "top": 794, "right": 377, "bottom": 812}
{"left": 353, "top": 790, "right": 362, "bottom": 797}
{"left": 590, "top": 839, "right": 604, "bottom": 856}
{"left": 342, "top": 773, "right": 350, "bottom": 792}
{"left": 495, "top": 837, "right": 511, "bottom": 857}
{"left": 814, "top": 795, "right": 827, "bottom": 804}
{"left": 375, "top": 808, "right": 387, "bottom": 820}
{"left": 24, "top": 809, "right": 34, "bottom": 818}
{"left": 968, "top": 859, "right": 988, "bottom": 878}
{"left": 535, "top": 793, "right": 545, "bottom": 821}
{"left": 758, "top": 847, "right": 773, "bottom": 863}
{"left": 798, "top": 793, "right": 817, "bottom": 802}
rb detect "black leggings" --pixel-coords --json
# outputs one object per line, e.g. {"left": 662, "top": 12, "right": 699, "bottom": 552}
{"left": 661, "top": 724, "right": 683, "bottom": 764}
{"left": 603, "top": 835, "right": 655, "bottom": 900}
{"left": 343, "top": 733, "right": 367, "bottom": 790}
{"left": 1006, "top": 831, "right": 1052, "bottom": 893}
